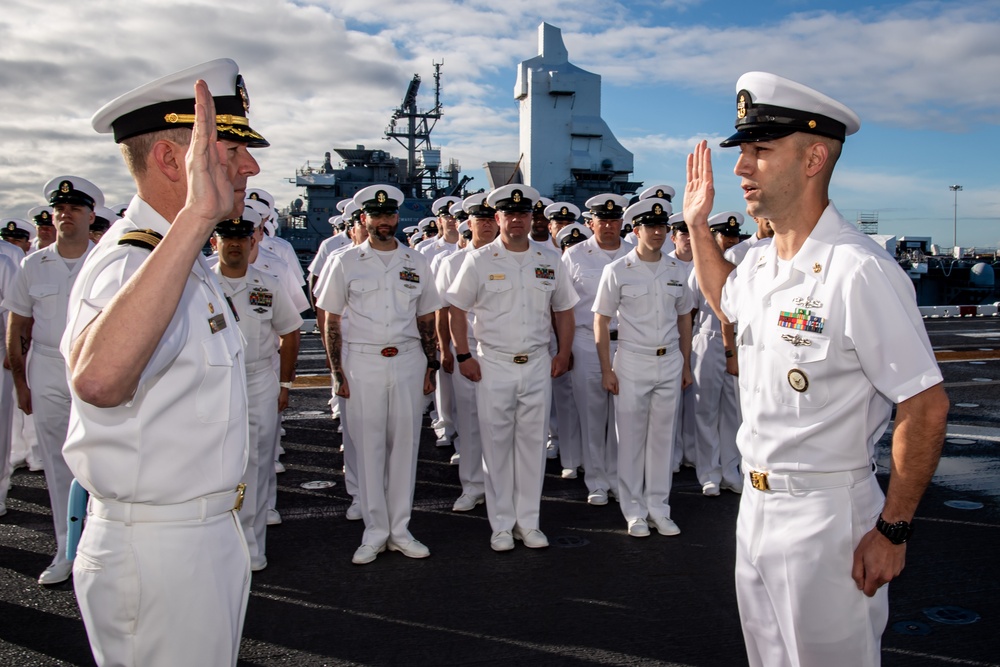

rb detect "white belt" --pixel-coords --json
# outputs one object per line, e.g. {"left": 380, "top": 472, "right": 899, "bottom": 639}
{"left": 617, "top": 340, "right": 678, "bottom": 357}
{"left": 694, "top": 328, "right": 721, "bottom": 339}
{"left": 30, "top": 342, "right": 64, "bottom": 359}
{"left": 347, "top": 340, "right": 420, "bottom": 356}
{"left": 745, "top": 462, "right": 875, "bottom": 493}
{"left": 477, "top": 344, "right": 546, "bottom": 365}
{"left": 89, "top": 486, "right": 245, "bottom": 524}
{"left": 245, "top": 358, "right": 274, "bottom": 374}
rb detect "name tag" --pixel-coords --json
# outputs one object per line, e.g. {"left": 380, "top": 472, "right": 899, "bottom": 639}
{"left": 489, "top": 273, "right": 505, "bottom": 281}
{"left": 208, "top": 313, "right": 228, "bottom": 334}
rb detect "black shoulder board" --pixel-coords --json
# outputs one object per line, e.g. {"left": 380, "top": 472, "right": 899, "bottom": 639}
{"left": 117, "top": 229, "right": 163, "bottom": 251}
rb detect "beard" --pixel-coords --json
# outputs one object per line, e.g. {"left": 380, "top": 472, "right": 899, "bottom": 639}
{"left": 366, "top": 219, "right": 398, "bottom": 243}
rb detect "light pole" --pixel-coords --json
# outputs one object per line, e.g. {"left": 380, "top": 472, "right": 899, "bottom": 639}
{"left": 950, "top": 184, "right": 963, "bottom": 250}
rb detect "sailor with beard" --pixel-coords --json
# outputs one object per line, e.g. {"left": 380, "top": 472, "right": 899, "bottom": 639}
{"left": 316, "top": 184, "right": 442, "bottom": 565}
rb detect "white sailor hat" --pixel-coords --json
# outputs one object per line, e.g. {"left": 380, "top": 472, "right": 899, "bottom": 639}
{"left": 458, "top": 221, "right": 472, "bottom": 239}
{"left": 450, "top": 201, "right": 469, "bottom": 220}
{"left": 354, "top": 184, "right": 404, "bottom": 214}
{"left": 720, "top": 71, "right": 861, "bottom": 148}
{"left": 585, "top": 193, "right": 629, "bottom": 219}
{"left": 533, "top": 196, "right": 554, "bottom": 215}
{"left": 410, "top": 232, "right": 424, "bottom": 244}
{"left": 244, "top": 198, "right": 270, "bottom": 221}
{"left": 582, "top": 211, "right": 593, "bottom": 221}
{"left": 336, "top": 199, "right": 351, "bottom": 213}
{"left": 556, "top": 222, "right": 592, "bottom": 248}
{"left": 27, "top": 205, "right": 54, "bottom": 227}
{"left": 709, "top": 211, "right": 744, "bottom": 236}
{"left": 329, "top": 215, "right": 343, "bottom": 227}
{"left": 214, "top": 208, "right": 258, "bottom": 238}
{"left": 543, "top": 202, "right": 581, "bottom": 222}
{"left": 638, "top": 184, "right": 676, "bottom": 202}
{"left": 462, "top": 193, "right": 495, "bottom": 218}
{"left": 668, "top": 212, "right": 688, "bottom": 234}
{"left": 246, "top": 188, "right": 274, "bottom": 209}
{"left": 43, "top": 175, "right": 104, "bottom": 210}
{"left": 417, "top": 217, "right": 437, "bottom": 232}
{"left": 402, "top": 225, "right": 419, "bottom": 236}
{"left": 109, "top": 203, "right": 129, "bottom": 218}
{"left": 1, "top": 218, "right": 36, "bottom": 241}
{"left": 91, "top": 58, "right": 268, "bottom": 147}
{"left": 264, "top": 218, "right": 277, "bottom": 236}
{"left": 432, "top": 196, "right": 462, "bottom": 217}
{"left": 624, "top": 198, "right": 673, "bottom": 227}
{"left": 92, "top": 206, "right": 117, "bottom": 232}
{"left": 486, "top": 184, "right": 540, "bottom": 212}
{"left": 342, "top": 201, "right": 360, "bottom": 222}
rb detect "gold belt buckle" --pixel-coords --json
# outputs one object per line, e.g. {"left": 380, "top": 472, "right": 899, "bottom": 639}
{"left": 655, "top": 347, "right": 666, "bottom": 356}
{"left": 513, "top": 354, "right": 528, "bottom": 364}
{"left": 749, "top": 471, "right": 770, "bottom": 491}
{"left": 234, "top": 483, "right": 247, "bottom": 511}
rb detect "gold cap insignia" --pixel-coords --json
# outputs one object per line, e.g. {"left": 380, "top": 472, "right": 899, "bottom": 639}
{"left": 5, "top": 221, "right": 15, "bottom": 231}
{"left": 236, "top": 75, "right": 250, "bottom": 114}
{"left": 606, "top": 200, "right": 614, "bottom": 210}
{"left": 560, "top": 206, "right": 568, "bottom": 216}
{"left": 41, "top": 211, "right": 50, "bottom": 221}
{"left": 512, "top": 190, "right": 522, "bottom": 203}
{"left": 737, "top": 91, "right": 748, "bottom": 120}
{"left": 808, "top": 120, "right": 817, "bottom": 129}
{"left": 376, "top": 190, "right": 387, "bottom": 204}
{"left": 656, "top": 189, "right": 664, "bottom": 198}
{"left": 60, "top": 180, "right": 72, "bottom": 194}
{"left": 729, "top": 216, "right": 737, "bottom": 226}
{"left": 535, "top": 200, "right": 544, "bottom": 210}
{"left": 653, "top": 203, "right": 663, "bottom": 215}
{"left": 571, "top": 228, "right": 580, "bottom": 237}
{"left": 249, "top": 192, "right": 259, "bottom": 200}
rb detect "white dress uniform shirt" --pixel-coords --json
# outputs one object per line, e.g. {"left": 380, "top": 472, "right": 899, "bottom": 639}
{"left": 260, "top": 234, "right": 304, "bottom": 286}
{"left": 593, "top": 248, "right": 694, "bottom": 526}
{"left": 0, "top": 240, "right": 25, "bottom": 265}
{"left": 4, "top": 239, "right": 94, "bottom": 570}
{"left": 720, "top": 203, "right": 943, "bottom": 667}
{"left": 315, "top": 239, "right": 442, "bottom": 550}
{"left": 308, "top": 232, "right": 351, "bottom": 282}
{"left": 253, "top": 244, "right": 309, "bottom": 314}
{"left": 667, "top": 250, "right": 696, "bottom": 470}
{"left": 60, "top": 196, "right": 250, "bottom": 667}
{"left": 561, "top": 236, "right": 630, "bottom": 498}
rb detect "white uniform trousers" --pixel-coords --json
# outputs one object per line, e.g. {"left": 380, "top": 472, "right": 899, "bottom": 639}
{"left": 691, "top": 330, "right": 741, "bottom": 487}
{"left": 551, "top": 371, "right": 582, "bottom": 470}
{"left": 74, "top": 507, "right": 250, "bottom": 667}
{"left": 10, "top": 396, "right": 41, "bottom": 470}
{"left": 433, "top": 352, "right": 457, "bottom": 439}
{"left": 267, "top": 354, "right": 281, "bottom": 513}
{"left": 571, "top": 332, "right": 617, "bottom": 494}
{"left": 338, "top": 395, "right": 359, "bottom": 501}
{"left": 476, "top": 349, "right": 550, "bottom": 533}
{"left": 0, "top": 367, "right": 13, "bottom": 506}
{"left": 613, "top": 347, "right": 682, "bottom": 522}
{"left": 451, "top": 342, "right": 485, "bottom": 498}
{"left": 736, "top": 469, "right": 887, "bottom": 667}
{"left": 27, "top": 348, "right": 74, "bottom": 565}
{"left": 240, "top": 363, "right": 279, "bottom": 566}
{"left": 344, "top": 347, "right": 425, "bottom": 546}
{"left": 671, "top": 380, "right": 696, "bottom": 470}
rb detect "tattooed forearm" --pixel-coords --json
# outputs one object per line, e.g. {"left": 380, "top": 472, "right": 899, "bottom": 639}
{"left": 20, "top": 335, "right": 30, "bottom": 357}
{"left": 418, "top": 315, "right": 438, "bottom": 362}
{"left": 326, "top": 316, "right": 344, "bottom": 384}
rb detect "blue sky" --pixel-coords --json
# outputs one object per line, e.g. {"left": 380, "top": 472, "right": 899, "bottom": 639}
{"left": 1, "top": 0, "right": 997, "bottom": 247}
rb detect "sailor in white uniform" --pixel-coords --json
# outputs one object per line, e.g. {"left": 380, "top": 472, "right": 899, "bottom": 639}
{"left": 685, "top": 71, "right": 948, "bottom": 667}
{"left": 211, "top": 214, "right": 301, "bottom": 571}
{"left": 1, "top": 218, "right": 36, "bottom": 255}
{"left": 593, "top": 198, "right": 693, "bottom": 538}
{"left": 665, "top": 213, "right": 697, "bottom": 471}
{"left": 29, "top": 205, "right": 57, "bottom": 252}
{"left": 315, "top": 184, "right": 442, "bottom": 565}
{"left": 562, "top": 194, "right": 631, "bottom": 506}
{"left": 4, "top": 175, "right": 101, "bottom": 585}
{"left": 0, "top": 252, "right": 17, "bottom": 517}
{"left": 446, "top": 184, "right": 578, "bottom": 552}
{"left": 63, "top": 59, "right": 266, "bottom": 666}
{"left": 689, "top": 212, "right": 744, "bottom": 496}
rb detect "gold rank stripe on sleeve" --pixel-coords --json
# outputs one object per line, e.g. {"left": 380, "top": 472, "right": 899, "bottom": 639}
{"left": 117, "top": 229, "right": 164, "bottom": 251}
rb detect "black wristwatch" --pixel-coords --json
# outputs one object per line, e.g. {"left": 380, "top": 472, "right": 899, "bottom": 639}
{"left": 875, "top": 514, "right": 913, "bottom": 545}
{"left": 427, "top": 359, "right": 441, "bottom": 371}
{"left": 456, "top": 352, "right": 473, "bottom": 363}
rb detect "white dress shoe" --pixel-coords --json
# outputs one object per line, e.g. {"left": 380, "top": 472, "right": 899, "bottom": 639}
{"left": 702, "top": 481, "right": 720, "bottom": 497}
{"left": 452, "top": 494, "right": 485, "bottom": 512}
{"left": 274, "top": 461, "right": 286, "bottom": 474}
{"left": 587, "top": 489, "right": 608, "bottom": 506}
{"left": 721, "top": 480, "right": 744, "bottom": 494}
{"left": 513, "top": 527, "right": 549, "bottom": 548}
{"left": 450, "top": 452, "right": 460, "bottom": 465}
{"left": 38, "top": 559, "right": 73, "bottom": 585}
{"left": 627, "top": 518, "right": 650, "bottom": 537}
{"left": 387, "top": 538, "right": 430, "bottom": 559}
{"left": 345, "top": 501, "right": 362, "bottom": 521}
{"left": 352, "top": 543, "right": 385, "bottom": 565}
{"left": 490, "top": 531, "right": 514, "bottom": 552}
{"left": 266, "top": 509, "right": 282, "bottom": 525}
{"left": 650, "top": 516, "right": 681, "bottom": 536}
{"left": 561, "top": 468, "right": 577, "bottom": 479}
{"left": 251, "top": 556, "right": 268, "bottom": 572}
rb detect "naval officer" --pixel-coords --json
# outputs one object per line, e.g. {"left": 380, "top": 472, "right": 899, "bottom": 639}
{"left": 562, "top": 193, "right": 631, "bottom": 506}
{"left": 315, "top": 184, "right": 442, "bottom": 565}
{"left": 4, "top": 175, "right": 101, "bottom": 585}
{"left": 211, "top": 213, "right": 302, "bottom": 571}
{"left": 1, "top": 218, "right": 36, "bottom": 255}
{"left": 62, "top": 59, "right": 266, "bottom": 666}
{"left": 593, "top": 197, "right": 693, "bottom": 537}
{"left": 446, "top": 184, "right": 578, "bottom": 551}
{"left": 684, "top": 71, "right": 948, "bottom": 666}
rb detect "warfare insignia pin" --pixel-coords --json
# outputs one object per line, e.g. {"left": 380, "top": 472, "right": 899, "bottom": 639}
{"left": 787, "top": 369, "right": 808, "bottom": 392}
